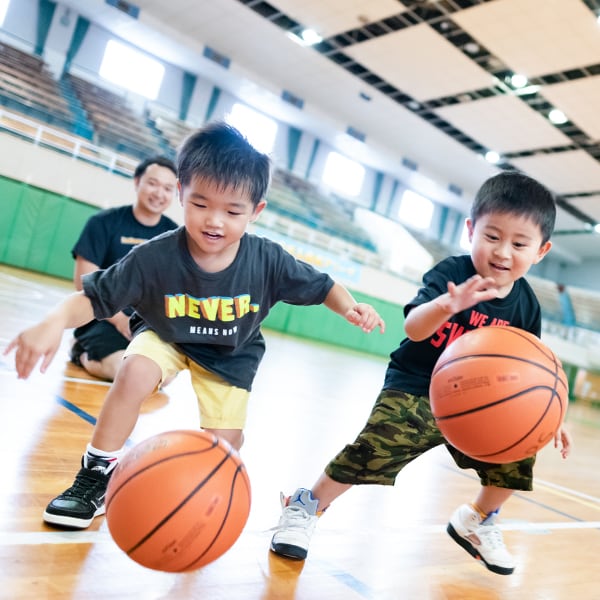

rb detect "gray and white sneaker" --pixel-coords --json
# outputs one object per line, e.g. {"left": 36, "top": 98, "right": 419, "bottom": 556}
{"left": 43, "top": 453, "right": 118, "bottom": 529}
{"left": 447, "top": 504, "right": 515, "bottom": 575}
{"left": 270, "top": 488, "right": 319, "bottom": 560}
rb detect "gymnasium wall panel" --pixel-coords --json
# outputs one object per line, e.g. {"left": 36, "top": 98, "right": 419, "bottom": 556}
{"left": 0, "top": 174, "right": 98, "bottom": 278}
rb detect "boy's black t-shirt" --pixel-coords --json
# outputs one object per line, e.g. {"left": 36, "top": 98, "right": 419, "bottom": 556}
{"left": 384, "top": 255, "right": 542, "bottom": 396}
{"left": 83, "top": 228, "right": 335, "bottom": 390}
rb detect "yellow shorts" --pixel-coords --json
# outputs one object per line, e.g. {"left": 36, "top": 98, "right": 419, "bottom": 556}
{"left": 123, "top": 330, "right": 250, "bottom": 430}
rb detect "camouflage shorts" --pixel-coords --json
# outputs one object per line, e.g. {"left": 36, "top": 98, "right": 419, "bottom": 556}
{"left": 325, "top": 389, "right": 535, "bottom": 491}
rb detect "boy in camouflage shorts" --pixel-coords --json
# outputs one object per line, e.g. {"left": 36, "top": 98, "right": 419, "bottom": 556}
{"left": 326, "top": 390, "right": 535, "bottom": 492}
{"left": 271, "top": 172, "right": 572, "bottom": 575}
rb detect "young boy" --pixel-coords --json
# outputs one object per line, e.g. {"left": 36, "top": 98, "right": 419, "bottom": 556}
{"left": 5, "top": 122, "right": 384, "bottom": 529}
{"left": 70, "top": 155, "right": 178, "bottom": 381}
{"left": 270, "top": 171, "right": 572, "bottom": 575}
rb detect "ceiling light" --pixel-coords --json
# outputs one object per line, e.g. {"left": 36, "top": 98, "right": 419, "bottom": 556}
{"left": 514, "top": 84, "right": 540, "bottom": 96}
{"left": 485, "top": 150, "right": 500, "bottom": 164}
{"left": 463, "top": 42, "right": 480, "bottom": 54}
{"left": 286, "top": 28, "right": 322, "bottom": 47}
{"left": 594, "top": 223, "right": 600, "bottom": 234}
{"left": 548, "top": 108, "right": 567, "bottom": 124}
{"left": 510, "top": 73, "right": 528, "bottom": 88}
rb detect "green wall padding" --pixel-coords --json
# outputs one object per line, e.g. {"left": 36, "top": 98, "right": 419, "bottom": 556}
{"left": 263, "top": 292, "right": 405, "bottom": 359}
{"left": 0, "top": 175, "right": 98, "bottom": 279}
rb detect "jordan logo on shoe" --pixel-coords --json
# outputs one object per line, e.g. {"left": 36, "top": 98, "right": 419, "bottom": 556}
{"left": 292, "top": 491, "right": 306, "bottom": 506}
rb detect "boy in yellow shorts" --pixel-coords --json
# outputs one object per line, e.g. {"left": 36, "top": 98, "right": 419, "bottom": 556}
{"left": 6, "top": 122, "right": 385, "bottom": 529}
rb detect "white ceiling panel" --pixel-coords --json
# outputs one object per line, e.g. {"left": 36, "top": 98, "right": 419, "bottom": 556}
{"left": 270, "top": 0, "right": 405, "bottom": 38}
{"left": 454, "top": 0, "right": 600, "bottom": 77}
{"left": 512, "top": 150, "right": 600, "bottom": 195}
{"left": 436, "top": 95, "right": 572, "bottom": 154}
{"left": 568, "top": 195, "right": 600, "bottom": 223}
{"left": 541, "top": 77, "right": 600, "bottom": 141}
{"left": 345, "top": 24, "right": 496, "bottom": 101}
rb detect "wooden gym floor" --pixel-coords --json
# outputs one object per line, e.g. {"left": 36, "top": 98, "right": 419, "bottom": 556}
{"left": 1, "top": 263, "right": 599, "bottom": 600}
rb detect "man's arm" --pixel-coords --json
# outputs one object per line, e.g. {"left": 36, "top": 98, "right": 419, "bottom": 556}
{"left": 74, "top": 255, "right": 132, "bottom": 340}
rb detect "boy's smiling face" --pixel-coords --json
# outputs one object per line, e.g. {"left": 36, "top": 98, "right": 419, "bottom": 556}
{"left": 467, "top": 211, "right": 552, "bottom": 298}
{"left": 179, "top": 175, "right": 266, "bottom": 271}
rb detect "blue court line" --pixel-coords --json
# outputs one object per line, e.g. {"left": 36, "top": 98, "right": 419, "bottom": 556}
{"left": 329, "top": 569, "right": 377, "bottom": 599}
{"left": 445, "top": 463, "right": 599, "bottom": 525}
{"left": 54, "top": 395, "right": 134, "bottom": 447}
{"left": 55, "top": 396, "right": 97, "bottom": 426}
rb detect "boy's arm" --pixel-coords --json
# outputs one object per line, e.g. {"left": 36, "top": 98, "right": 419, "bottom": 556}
{"left": 405, "top": 274, "right": 498, "bottom": 341}
{"left": 4, "top": 292, "right": 96, "bottom": 379}
{"left": 323, "top": 282, "right": 385, "bottom": 334}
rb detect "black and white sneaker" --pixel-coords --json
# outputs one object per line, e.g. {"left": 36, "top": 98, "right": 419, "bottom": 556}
{"left": 43, "top": 454, "right": 117, "bottom": 529}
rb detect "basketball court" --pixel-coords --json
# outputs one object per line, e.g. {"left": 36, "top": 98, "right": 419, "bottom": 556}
{"left": 1, "top": 263, "right": 599, "bottom": 599}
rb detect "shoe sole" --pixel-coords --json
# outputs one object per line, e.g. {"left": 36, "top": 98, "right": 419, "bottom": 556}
{"left": 270, "top": 542, "right": 307, "bottom": 561}
{"left": 446, "top": 523, "right": 514, "bottom": 575}
{"left": 43, "top": 505, "right": 105, "bottom": 529}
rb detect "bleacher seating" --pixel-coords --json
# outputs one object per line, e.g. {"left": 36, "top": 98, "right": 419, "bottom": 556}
{"left": 147, "top": 106, "right": 195, "bottom": 154}
{"left": 0, "top": 42, "right": 73, "bottom": 131}
{"left": 64, "top": 73, "right": 160, "bottom": 159}
{"left": 270, "top": 170, "right": 376, "bottom": 251}
{"left": 527, "top": 276, "right": 564, "bottom": 323}
{"left": 564, "top": 285, "right": 600, "bottom": 332}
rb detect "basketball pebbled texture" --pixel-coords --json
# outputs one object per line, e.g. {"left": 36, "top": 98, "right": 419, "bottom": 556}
{"left": 105, "top": 429, "right": 251, "bottom": 572}
{"left": 430, "top": 326, "right": 568, "bottom": 464}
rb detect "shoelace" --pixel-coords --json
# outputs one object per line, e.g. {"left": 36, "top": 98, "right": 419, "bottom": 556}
{"left": 477, "top": 524, "right": 505, "bottom": 550}
{"left": 62, "top": 470, "right": 106, "bottom": 499}
{"left": 278, "top": 506, "right": 314, "bottom": 529}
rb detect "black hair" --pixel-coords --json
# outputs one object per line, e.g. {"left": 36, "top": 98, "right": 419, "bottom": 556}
{"left": 134, "top": 156, "right": 177, "bottom": 179}
{"left": 470, "top": 171, "right": 556, "bottom": 244}
{"left": 177, "top": 121, "right": 272, "bottom": 207}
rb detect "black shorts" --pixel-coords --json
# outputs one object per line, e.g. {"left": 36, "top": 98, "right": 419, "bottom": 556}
{"left": 73, "top": 320, "right": 129, "bottom": 362}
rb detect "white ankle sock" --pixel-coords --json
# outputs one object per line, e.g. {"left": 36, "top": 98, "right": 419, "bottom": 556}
{"left": 86, "top": 443, "right": 124, "bottom": 461}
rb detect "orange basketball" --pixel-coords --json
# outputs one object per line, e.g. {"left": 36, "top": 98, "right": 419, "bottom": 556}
{"left": 105, "top": 429, "right": 251, "bottom": 572}
{"left": 429, "top": 326, "right": 568, "bottom": 463}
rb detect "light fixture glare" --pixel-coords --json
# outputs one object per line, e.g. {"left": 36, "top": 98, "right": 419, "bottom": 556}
{"left": 548, "top": 108, "right": 567, "bottom": 124}
{"left": 485, "top": 150, "right": 500, "bottom": 164}
{"left": 510, "top": 73, "right": 528, "bottom": 88}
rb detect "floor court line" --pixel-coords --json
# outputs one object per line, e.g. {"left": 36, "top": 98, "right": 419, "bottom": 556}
{"left": 4, "top": 519, "right": 600, "bottom": 548}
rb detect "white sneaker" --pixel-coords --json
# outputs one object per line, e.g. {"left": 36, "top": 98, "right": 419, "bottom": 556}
{"left": 270, "top": 488, "right": 319, "bottom": 560}
{"left": 447, "top": 504, "right": 515, "bottom": 575}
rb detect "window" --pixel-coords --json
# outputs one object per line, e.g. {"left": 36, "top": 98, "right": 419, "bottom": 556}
{"left": 322, "top": 151, "right": 365, "bottom": 197}
{"left": 226, "top": 103, "right": 277, "bottom": 154}
{"left": 99, "top": 40, "right": 164, "bottom": 99}
{"left": 398, "top": 190, "right": 433, "bottom": 230}
{"left": 0, "top": 0, "right": 9, "bottom": 26}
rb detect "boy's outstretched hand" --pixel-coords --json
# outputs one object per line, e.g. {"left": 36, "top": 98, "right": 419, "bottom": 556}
{"left": 346, "top": 303, "right": 386, "bottom": 334}
{"left": 554, "top": 425, "right": 573, "bottom": 459}
{"left": 4, "top": 321, "right": 64, "bottom": 379}
{"left": 435, "top": 274, "right": 499, "bottom": 314}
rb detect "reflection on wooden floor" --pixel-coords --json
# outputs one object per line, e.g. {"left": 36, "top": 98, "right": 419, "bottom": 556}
{"left": 1, "top": 264, "right": 599, "bottom": 599}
